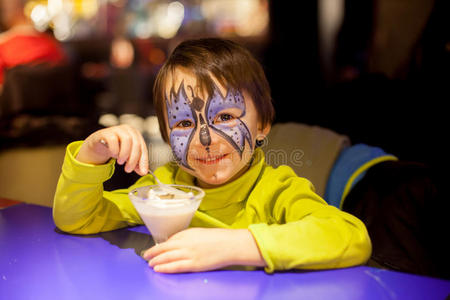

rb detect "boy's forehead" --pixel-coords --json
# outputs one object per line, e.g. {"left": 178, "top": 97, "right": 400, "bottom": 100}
{"left": 165, "top": 67, "right": 196, "bottom": 95}
{"left": 164, "top": 67, "right": 227, "bottom": 101}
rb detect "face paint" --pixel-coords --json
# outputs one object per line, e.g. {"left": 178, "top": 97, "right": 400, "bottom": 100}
{"left": 167, "top": 80, "right": 253, "bottom": 172}
{"left": 187, "top": 86, "right": 211, "bottom": 151}
{"left": 205, "top": 85, "right": 252, "bottom": 157}
{"left": 166, "top": 81, "right": 197, "bottom": 170}
{"left": 198, "top": 114, "right": 211, "bottom": 149}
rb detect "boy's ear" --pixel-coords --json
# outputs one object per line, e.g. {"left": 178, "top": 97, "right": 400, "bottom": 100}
{"left": 259, "top": 123, "right": 271, "bottom": 137}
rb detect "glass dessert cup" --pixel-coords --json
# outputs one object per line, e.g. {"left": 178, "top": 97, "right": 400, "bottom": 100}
{"left": 128, "top": 184, "right": 204, "bottom": 244}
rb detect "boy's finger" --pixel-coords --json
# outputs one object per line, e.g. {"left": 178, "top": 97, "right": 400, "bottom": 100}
{"left": 148, "top": 249, "right": 186, "bottom": 267}
{"left": 116, "top": 128, "right": 132, "bottom": 165}
{"left": 123, "top": 128, "right": 142, "bottom": 173}
{"left": 124, "top": 142, "right": 140, "bottom": 173}
{"left": 102, "top": 133, "right": 120, "bottom": 159}
{"left": 152, "top": 260, "right": 193, "bottom": 273}
{"left": 142, "top": 241, "right": 174, "bottom": 260}
{"left": 125, "top": 125, "right": 148, "bottom": 175}
{"left": 138, "top": 135, "right": 149, "bottom": 175}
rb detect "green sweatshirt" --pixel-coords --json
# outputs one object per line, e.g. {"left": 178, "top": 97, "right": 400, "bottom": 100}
{"left": 53, "top": 141, "right": 371, "bottom": 272}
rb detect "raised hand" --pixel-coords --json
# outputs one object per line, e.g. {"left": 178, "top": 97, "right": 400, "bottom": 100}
{"left": 76, "top": 124, "right": 149, "bottom": 176}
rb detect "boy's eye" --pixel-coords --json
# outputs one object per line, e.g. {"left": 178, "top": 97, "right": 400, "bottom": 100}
{"left": 175, "top": 120, "right": 194, "bottom": 129}
{"left": 215, "top": 113, "right": 235, "bottom": 123}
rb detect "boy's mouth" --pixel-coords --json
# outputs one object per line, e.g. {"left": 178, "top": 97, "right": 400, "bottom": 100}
{"left": 194, "top": 153, "right": 229, "bottom": 165}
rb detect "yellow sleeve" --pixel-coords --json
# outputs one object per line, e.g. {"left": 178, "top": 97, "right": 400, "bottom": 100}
{"left": 248, "top": 168, "right": 372, "bottom": 273}
{"left": 53, "top": 141, "right": 154, "bottom": 234}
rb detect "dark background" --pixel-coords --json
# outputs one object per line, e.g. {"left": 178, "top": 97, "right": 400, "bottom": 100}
{"left": 264, "top": 0, "right": 448, "bottom": 175}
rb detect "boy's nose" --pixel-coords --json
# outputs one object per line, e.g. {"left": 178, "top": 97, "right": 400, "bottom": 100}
{"left": 198, "top": 114, "right": 211, "bottom": 148}
{"left": 199, "top": 124, "right": 211, "bottom": 147}
{"left": 190, "top": 124, "right": 222, "bottom": 153}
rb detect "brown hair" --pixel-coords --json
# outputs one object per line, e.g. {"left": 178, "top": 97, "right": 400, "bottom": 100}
{"left": 153, "top": 37, "right": 275, "bottom": 143}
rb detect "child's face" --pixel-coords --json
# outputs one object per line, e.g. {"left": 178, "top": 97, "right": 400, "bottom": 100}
{"left": 163, "top": 67, "right": 269, "bottom": 187}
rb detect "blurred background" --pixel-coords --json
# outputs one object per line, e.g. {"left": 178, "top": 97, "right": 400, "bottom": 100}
{"left": 0, "top": 0, "right": 448, "bottom": 204}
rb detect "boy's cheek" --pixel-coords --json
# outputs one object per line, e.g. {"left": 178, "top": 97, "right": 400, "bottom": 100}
{"left": 169, "top": 136, "right": 196, "bottom": 170}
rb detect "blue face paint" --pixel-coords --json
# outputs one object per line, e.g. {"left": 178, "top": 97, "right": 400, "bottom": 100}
{"left": 205, "top": 85, "right": 252, "bottom": 157}
{"left": 166, "top": 81, "right": 252, "bottom": 170}
{"left": 166, "top": 81, "right": 197, "bottom": 170}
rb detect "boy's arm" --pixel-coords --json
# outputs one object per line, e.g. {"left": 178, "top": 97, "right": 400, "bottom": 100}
{"left": 248, "top": 177, "right": 372, "bottom": 273}
{"left": 53, "top": 141, "right": 145, "bottom": 234}
{"left": 142, "top": 183, "right": 370, "bottom": 274}
{"left": 143, "top": 176, "right": 370, "bottom": 274}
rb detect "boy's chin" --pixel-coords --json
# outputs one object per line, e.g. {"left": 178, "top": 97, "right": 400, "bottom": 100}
{"left": 190, "top": 169, "right": 237, "bottom": 188}
{"left": 180, "top": 162, "right": 248, "bottom": 188}
{"left": 198, "top": 176, "right": 230, "bottom": 187}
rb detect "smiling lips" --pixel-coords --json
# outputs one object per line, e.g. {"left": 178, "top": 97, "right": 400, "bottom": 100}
{"left": 194, "top": 153, "right": 229, "bottom": 165}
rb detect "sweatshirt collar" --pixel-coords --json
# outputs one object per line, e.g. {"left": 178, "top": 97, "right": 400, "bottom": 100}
{"left": 174, "top": 148, "right": 265, "bottom": 211}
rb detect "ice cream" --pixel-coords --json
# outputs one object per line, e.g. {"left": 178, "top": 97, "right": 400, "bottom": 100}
{"left": 129, "top": 185, "right": 204, "bottom": 243}
{"left": 146, "top": 185, "right": 194, "bottom": 200}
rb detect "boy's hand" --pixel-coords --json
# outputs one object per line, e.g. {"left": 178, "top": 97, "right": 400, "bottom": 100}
{"left": 76, "top": 124, "right": 149, "bottom": 176}
{"left": 142, "top": 228, "right": 266, "bottom": 273}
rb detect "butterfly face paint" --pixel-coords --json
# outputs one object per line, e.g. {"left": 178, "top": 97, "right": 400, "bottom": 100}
{"left": 206, "top": 86, "right": 252, "bottom": 156}
{"left": 166, "top": 82, "right": 197, "bottom": 170}
{"left": 166, "top": 81, "right": 252, "bottom": 171}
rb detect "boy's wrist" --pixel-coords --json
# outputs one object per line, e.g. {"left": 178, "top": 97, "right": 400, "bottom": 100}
{"left": 231, "top": 229, "right": 267, "bottom": 267}
{"left": 63, "top": 141, "right": 115, "bottom": 184}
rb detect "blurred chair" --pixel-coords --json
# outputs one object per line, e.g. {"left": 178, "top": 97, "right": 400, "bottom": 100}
{"left": 0, "top": 145, "right": 66, "bottom": 207}
{"left": 0, "top": 64, "right": 81, "bottom": 117}
{"left": 0, "top": 64, "right": 99, "bottom": 207}
{"left": 262, "top": 122, "right": 350, "bottom": 197}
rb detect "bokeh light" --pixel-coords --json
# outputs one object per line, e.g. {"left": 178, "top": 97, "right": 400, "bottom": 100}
{"left": 22, "top": 0, "right": 269, "bottom": 41}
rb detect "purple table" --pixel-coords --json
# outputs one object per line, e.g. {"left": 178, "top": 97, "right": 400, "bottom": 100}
{"left": 1, "top": 204, "right": 449, "bottom": 300}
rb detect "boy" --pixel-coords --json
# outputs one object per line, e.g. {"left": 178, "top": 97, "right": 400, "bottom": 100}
{"left": 53, "top": 38, "right": 371, "bottom": 273}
